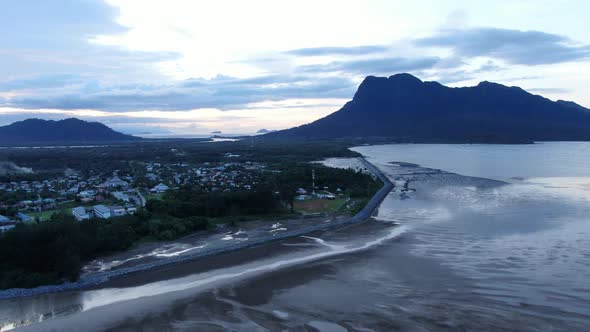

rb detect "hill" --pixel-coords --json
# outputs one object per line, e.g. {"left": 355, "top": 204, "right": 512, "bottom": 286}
{"left": 268, "top": 73, "right": 590, "bottom": 143}
{"left": 0, "top": 118, "right": 139, "bottom": 144}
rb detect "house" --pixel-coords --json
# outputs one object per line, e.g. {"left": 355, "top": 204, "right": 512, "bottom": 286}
{"left": 0, "top": 215, "right": 11, "bottom": 223}
{"left": 43, "top": 198, "right": 56, "bottom": 204}
{"left": 72, "top": 207, "right": 90, "bottom": 221}
{"left": 0, "top": 222, "right": 15, "bottom": 233}
{"left": 111, "top": 206, "right": 127, "bottom": 217}
{"left": 151, "top": 183, "right": 169, "bottom": 193}
{"left": 16, "top": 212, "right": 33, "bottom": 222}
{"left": 126, "top": 207, "right": 137, "bottom": 215}
{"left": 93, "top": 205, "right": 112, "bottom": 219}
{"left": 79, "top": 190, "right": 96, "bottom": 198}
{"left": 67, "top": 186, "right": 79, "bottom": 194}
{"left": 102, "top": 175, "right": 129, "bottom": 188}
{"left": 112, "top": 191, "right": 130, "bottom": 202}
{"left": 296, "top": 188, "right": 308, "bottom": 195}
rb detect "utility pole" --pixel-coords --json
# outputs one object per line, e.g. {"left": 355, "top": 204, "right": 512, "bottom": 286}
{"left": 312, "top": 169, "right": 316, "bottom": 195}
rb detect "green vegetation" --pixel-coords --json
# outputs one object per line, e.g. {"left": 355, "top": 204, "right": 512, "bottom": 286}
{"left": 293, "top": 197, "right": 348, "bottom": 214}
{"left": 0, "top": 210, "right": 209, "bottom": 289}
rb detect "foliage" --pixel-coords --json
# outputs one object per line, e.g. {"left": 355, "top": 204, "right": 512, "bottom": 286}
{"left": 0, "top": 210, "right": 209, "bottom": 289}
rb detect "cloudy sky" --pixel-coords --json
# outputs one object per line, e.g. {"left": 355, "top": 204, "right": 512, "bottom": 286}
{"left": 1, "top": 0, "right": 589, "bottom": 136}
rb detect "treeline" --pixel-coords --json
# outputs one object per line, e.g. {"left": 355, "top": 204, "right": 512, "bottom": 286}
{"left": 271, "top": 162, "right": 382, "bottom": 198}
{"left": 0, "top": 211, "right": 209, "bottom": 289}
{"left": 146, "top": 163, "right": 381, "bottom": 218}
{"left": 147, "top": 189, "right": 281, "bottom": 218}
{"left": 0, "top": 139, "right": 358, "bottom": 175}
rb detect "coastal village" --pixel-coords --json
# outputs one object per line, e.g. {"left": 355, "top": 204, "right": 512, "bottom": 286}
{"left": 0, "top": 159, "right": 350, "bottom": 232}
{"left": 0, "top": 160, "right": 275, "bottom": 230}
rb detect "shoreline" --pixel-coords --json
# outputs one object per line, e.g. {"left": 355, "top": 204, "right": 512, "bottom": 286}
{"left": 0, "top": 157, "right": 393, "bottom": 300}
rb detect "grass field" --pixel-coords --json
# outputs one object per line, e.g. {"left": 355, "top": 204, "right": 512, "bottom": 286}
{"left": 29, "top": 209, "right": 65, "bottom": 221}
{"left": 293, "top": 197, "right": 349, "bottom": 214}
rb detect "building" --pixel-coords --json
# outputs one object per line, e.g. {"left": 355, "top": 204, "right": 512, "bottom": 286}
{"left": 79, "top": 190, "right": 96, "bottom": 198}
{"left": 112, "top": 191, "right": 130, "bottom": 202}
{"left": 296, "top": 188, "right": 308, "bottom": 195}
{"left": 16, "top": 212, "right": 33, "bottom": 222}
{"left": 0, "top": 215, "right": 14, "bottom": 232}
{"left": 111, "top": 206, "right": 127, "bottom": 217}
{"left": 72, "top": 207, "right": 90, "bottom": 221}
{"left": 101, "top": 175, "right": 129, "bottom": 188}
{"left": 151, "top": 183, "right": 169, "bottom": 193}
{"left": 0, "top": 222, "right": 15, "bottom": 233}
{"left": 93, "top": 205, "right": 112, "bottom": 219}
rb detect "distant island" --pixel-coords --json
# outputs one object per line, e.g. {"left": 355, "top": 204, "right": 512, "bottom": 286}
{"left": 0, "top": 118, "right": 139, "bottom": 144}
{"left": 257, "top": 129, "right": 271, "bottom": 134}
{"left": 268, "top": 73, "right": 590, "bottom": 143}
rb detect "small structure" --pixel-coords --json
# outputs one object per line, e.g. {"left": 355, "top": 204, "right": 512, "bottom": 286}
{"left": 112, "top": 191, "right": 130, "bottom": 202}
{"left": 72, "top": 207, "right": 90, "bottom": 221}
{"left": 93, "top": 205, "right": 112, "bottom": 219}
{"left": 101, "top": 174, "right": 129, "bottom": 188}
{"left": 111, "top": 206, "right": 127, "bottom": 217}
{"left": 296, "top": 188, "right": 308, "bottom": 195}
{"left": 0, "top": 215, "right": 15, "bottom": 232}
{"left": 79, "top": 190, "right": 96, "bottom": 198}
{"left": 16, "top": 212, "right": 33, "bottom": 222}
{"left": 0, "top": 223, "right": 15, "bottom": 233}
{"left": 151, "top": 183, "right": 169, "bottom": 193}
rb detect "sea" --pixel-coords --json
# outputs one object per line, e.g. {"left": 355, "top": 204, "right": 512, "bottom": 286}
{"left": 2, "top": 142, "right": 590, "bottom": 331}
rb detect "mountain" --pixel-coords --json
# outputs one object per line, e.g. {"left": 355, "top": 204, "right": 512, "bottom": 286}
{"left": 268, "top": 73, "right": 590, "bottom": 143}
{"left": 257, "top": 129, "right": 274, "bottom": 134}
{"left": 0, "top": 118, "right": 139, "bottom": 144}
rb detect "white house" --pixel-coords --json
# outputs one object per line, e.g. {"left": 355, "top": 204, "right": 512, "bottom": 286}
{"left": 296, "top": 188, "right": 308, "bottom": 195}
{"left": 72, "top": 207, "right": 90, "bottom": 221}
{"left": 102, "top": 175, "right": 129, "bottom": 188}
{"left": 93, "top": 205, "right": 112, "bottom": 219}
{"left": 79, "top": 190, "right": 96, "bottom": 198}
{"left": 112, "top": 191, "right": 130, "bottom": 202}
{"left": 151, "top": 183, "right": 169, "bottom": 193}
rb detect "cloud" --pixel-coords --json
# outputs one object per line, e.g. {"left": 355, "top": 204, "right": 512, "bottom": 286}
{"left": 285, "top": 45, "right": 389, "bottom": 56}
{"left": 301, "top": 56, "right": 440, "bottom": 75}
{"left": 0, "top": 0, "right": 125, "bottom": 49}
{"left": 5, "top": 75, "right": 355, "bottom": 112}
{"left": 0, "top": 74, "right": 83, "bottom": 91}
{"left": 0, "top": 0, "right": 178, "bottom": 88}
{"left": 415, "top": 27, "right": 590, "bottom": 65}
{"left": 527, "top": 87, "right": 573, "bottom": 94}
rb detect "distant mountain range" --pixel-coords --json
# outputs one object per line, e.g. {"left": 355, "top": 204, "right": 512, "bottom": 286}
{"left": 268, "top": 73, "right": 590, "bottom": 143}
{"left": 0, "top": 118, "right": 139, "bottom": 144}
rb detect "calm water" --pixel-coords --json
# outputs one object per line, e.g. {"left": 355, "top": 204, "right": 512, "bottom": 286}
{"left": 3, "top": 142, "right": 590, "bottom": 331}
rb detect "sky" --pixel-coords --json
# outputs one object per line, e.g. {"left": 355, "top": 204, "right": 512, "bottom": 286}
{"left": 1, "top": 0, "right": 589, "bottom": 136}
